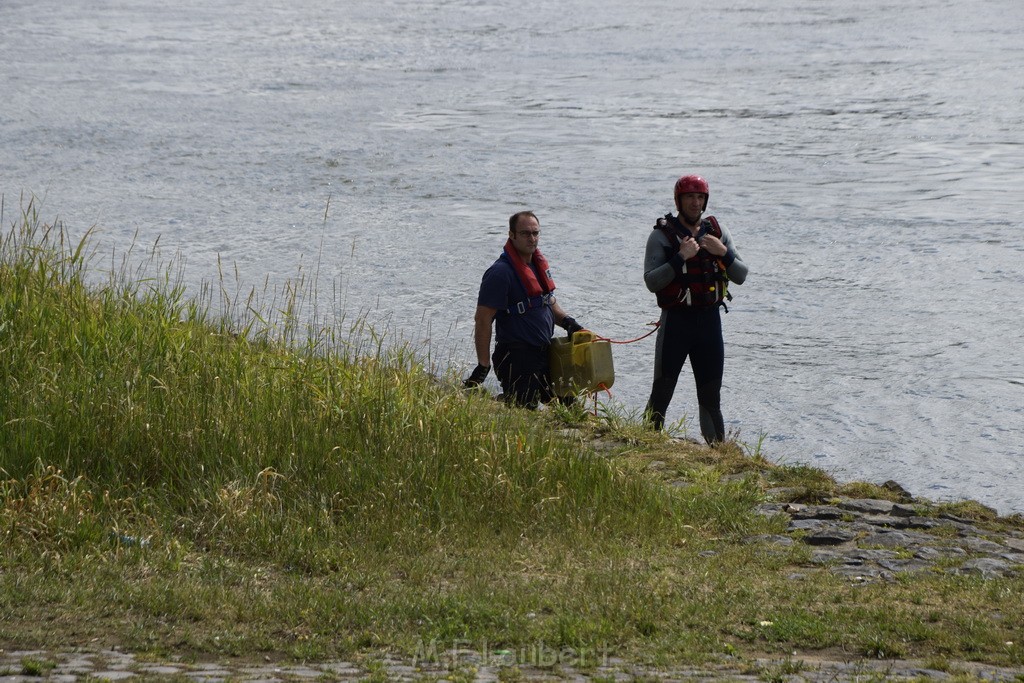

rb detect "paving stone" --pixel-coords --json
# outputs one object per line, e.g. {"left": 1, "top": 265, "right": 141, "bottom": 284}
{"left": 858, "top": 514, "right": 909, "bottom": 527}
{"left": 139, "top": 665, "right": 185, "bottom": 675}
{"left": 234, "top": 665, "right": 287, "bottom": 680}
{"left": 961, "top": 536, "right": 1008, "bottom": 553}
{"left": 878, "top": 516, "right": 929, "bottom": 530}
{"left": 877, "top": 558, "right": 934, "bottom": 574}
{"left": 743, "top": 533, "right": 795, "bottom": 546}
{"left": 940, "top": 512, "right": 983, "bottom": 525}
{"left": 839, "top": 498, "right": 895, "bottom": 515}
{"left": 901, "top": 516, "right": 942, "bottom": 529}
{"left": 756, "top": 502, "right": 788, "bottom": 516}
{"left": 956, "top": 558, "right": 1015, "bottom": 579}
{"left": 802, "top": 527, "right": 857, "bottom": 545}
{"left": 842, "top": 548, "right": 901, "bottom": 562}
{"left": 788, "top": 519, "right": 831, "bottom": 531}
{"left": 1003, "top": 537, "right": 1024, "bottom": 552}
{"left": 915, "top": 545, "right": 967, "bottom": 560}
{"left": 828, "top": 565, "right": 890, "bottom": 581}
{"left": 860, "top": 530, "right": 934, "bottom": 548}
{"left": 52, "top": 658, "right": 95, "bottom": 676}
{"left": 809, "top": 549, "right": 845, "bottom": 565}
{"left": 320, "top": 662, "right": 362, "bottom": 675}
{"left": 90, "top": 672, "right": 136, "bottom": 680}
{"left": 945, "top": 520, "right": 983, "bottom": 535}
{"left": 791, "top": 505, "right": 844, "bottom": 520}
{"left": 280, "top": 666, "right": 324, "bottom": 678}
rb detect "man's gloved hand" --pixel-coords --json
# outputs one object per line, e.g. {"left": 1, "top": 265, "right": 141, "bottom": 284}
{"left": 463, "top": 364, "right": 490, "bottom": 388}
{"left": 560, "top": 316, "right": 584, "bottom": 336}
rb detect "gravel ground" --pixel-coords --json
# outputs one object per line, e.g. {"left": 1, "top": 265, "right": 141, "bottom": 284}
{"left": 4, "top": 647, "right": 1024, "bottom": 682}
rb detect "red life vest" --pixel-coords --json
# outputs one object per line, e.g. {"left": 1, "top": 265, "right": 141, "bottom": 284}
{"left": 654, "top": 214, "right": 731, "bottom": 309}
{"left": 503, "top": 239, "right": 556, "bottom": 314}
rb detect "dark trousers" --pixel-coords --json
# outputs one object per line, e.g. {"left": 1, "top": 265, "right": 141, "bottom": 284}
{"left": 493, "top": 342, "right": 553, "bottom": 409}
{"left": 645, "top": 306, "right": 726, "bottom": 443}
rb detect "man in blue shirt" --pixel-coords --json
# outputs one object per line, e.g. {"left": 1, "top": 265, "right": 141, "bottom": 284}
{"left": 463, "top": 211, "right": 584, "bottom": 407}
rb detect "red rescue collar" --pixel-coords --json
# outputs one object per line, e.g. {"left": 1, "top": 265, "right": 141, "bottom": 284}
{"left": 503, "top": 239, "right": 556, "bottom": 297}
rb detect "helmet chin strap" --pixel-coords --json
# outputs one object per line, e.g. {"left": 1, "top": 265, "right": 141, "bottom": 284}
{"left": 679, "top": 208, "right": 703, "bottom": 229}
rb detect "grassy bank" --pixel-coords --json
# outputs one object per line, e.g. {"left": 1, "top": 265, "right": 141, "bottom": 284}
{"left": 2, "top": 202, "right": 1023, "bottom": 674}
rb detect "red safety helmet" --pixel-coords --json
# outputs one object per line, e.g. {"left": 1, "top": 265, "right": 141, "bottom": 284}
{"left": 674, "top": 174, "right": 709, "bottom": 211}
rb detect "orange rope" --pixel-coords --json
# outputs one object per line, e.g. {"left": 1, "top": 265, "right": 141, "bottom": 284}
{"left": 589, "top": 382, "right": 614, "bottom": 416}
{"left": 594, "top": 321, "right": 660, "bottom": 345}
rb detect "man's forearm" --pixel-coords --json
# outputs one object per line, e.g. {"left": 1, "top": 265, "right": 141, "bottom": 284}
{"left": 473, "top": 323, "right": 492, "bottom": 366}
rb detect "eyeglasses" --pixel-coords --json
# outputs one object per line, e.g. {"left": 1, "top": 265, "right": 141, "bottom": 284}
{"left": 517, "top": 230, "right": 541, "bottom": 238}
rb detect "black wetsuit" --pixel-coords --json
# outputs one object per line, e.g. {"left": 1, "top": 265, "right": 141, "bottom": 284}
{"left": 646, "top": 306, "right": 725, "bottom": 439}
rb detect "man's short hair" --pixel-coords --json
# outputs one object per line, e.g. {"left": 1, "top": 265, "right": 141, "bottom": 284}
{"left": 508, "top": 211, "right": 539, "bottom": 233}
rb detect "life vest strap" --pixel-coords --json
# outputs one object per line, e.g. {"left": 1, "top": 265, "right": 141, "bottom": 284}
{"left": 508, "top": 292, "right": 554, "bottom": 315}
{"left": 653, "top": 214, "right": 732, "bottom": 310}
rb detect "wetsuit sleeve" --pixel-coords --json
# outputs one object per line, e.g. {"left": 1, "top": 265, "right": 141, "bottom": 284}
{"left": 718, "top": 225, "right": 748, "bottom": 285}
{"left": 643, "top": 229, "right": 680, "bottom": 294}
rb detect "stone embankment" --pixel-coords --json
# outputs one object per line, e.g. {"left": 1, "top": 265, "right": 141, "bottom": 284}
{"left": 751, "top": 494, "right": 1024, "bottom": 582}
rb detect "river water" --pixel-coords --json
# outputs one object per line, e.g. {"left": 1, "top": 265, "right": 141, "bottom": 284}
{"left": 3, "top": 0, "right": 1023, "bottom": 513}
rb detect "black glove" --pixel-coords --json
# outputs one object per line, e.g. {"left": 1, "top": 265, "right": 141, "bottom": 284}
{"left": 559, "top": 316, "right": 584, "bottom": 336}
{"left": 463, "top": 364, "right": 490, "bottom": 388}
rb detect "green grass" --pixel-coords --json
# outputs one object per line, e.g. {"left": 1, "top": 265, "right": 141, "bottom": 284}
{"left": 1, "top": 198, "right": 1023, "bottom": 671}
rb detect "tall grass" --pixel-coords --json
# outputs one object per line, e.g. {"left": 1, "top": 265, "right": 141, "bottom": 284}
{"left": 0, "top": 200, "right": 688, "bottom": 568}
{"left": 4, "top": 201, "right": 1024, "bottom": 668}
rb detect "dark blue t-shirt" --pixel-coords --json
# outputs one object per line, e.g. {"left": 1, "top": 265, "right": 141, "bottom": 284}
{"left": 477, "top": 252, "right": 555, "bottom": 347}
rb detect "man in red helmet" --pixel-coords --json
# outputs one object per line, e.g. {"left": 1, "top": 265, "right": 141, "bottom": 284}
{"left": 643, "top": 175, "right": 748, "bottom": 442}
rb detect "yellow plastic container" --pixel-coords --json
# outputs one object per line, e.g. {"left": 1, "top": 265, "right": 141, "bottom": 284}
{"left": 548, "top": 331, "right": 615, "bottom": 397}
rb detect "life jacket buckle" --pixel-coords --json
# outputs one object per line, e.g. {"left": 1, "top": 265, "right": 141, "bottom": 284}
{"left": 516, "top": 301, "right": 526, "bottom": 315}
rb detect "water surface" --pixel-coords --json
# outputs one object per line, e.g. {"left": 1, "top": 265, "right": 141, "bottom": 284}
{"left": 3, "top": 0, "right": 1022, "bottom": 512}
